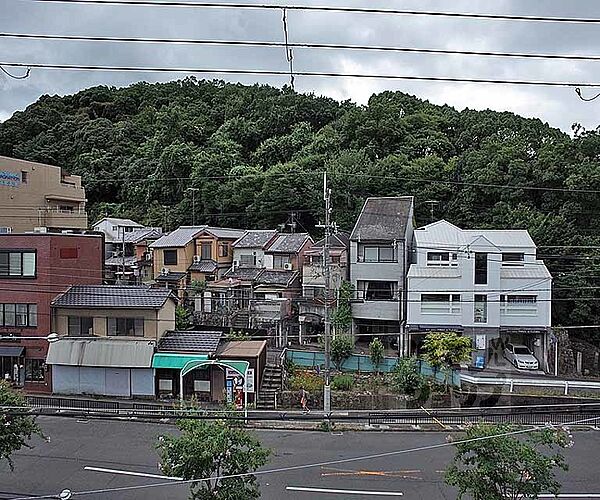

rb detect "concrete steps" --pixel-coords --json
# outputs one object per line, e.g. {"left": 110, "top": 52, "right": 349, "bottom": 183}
{"left": 257, "top": 364, "right": 282, "bottom": 410}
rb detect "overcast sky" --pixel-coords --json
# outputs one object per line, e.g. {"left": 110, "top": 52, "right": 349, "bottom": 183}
{"left": 1, "top": 0, "right": 599, "bottom": 133}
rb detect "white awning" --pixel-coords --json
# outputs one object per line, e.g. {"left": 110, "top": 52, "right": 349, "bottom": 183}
{"left": 47, "top": 338, "right": 155, "bottom": 368}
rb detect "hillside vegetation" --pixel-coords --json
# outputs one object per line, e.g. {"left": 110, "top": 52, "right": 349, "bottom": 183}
{"left": 0, "top": 78, "right": 599, "bottom": 330}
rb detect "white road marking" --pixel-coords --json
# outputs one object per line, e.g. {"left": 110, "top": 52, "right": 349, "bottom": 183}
{"left": 286, "top": 486, "right": 403, "bottom": 496}
{"left": 84, "top": 466, "right": 183, "bottom": 481}
{"left": 538, "top": 495, "right": 600, "bottom": 498}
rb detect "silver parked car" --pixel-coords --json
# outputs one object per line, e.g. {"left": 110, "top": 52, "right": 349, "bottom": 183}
{"left": 503, "top": 343, "right": 539, "bottom": 370}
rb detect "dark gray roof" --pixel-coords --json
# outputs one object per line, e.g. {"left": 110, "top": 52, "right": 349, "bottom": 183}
{"left": 123, "top": 227, "right": 163, "bottom": 244}
{"left": 158, "top": 331, "right": 222, "bottom": 354}
{"left": 155, "top": 271, "right": 187, "bottom": 283}
{"left": 256, "top": 269, "right": 299, "bottom": 287}
{"left": 149, "top": 226, "right": 207, "bottom": 248}
{"left": 233, "top": 230, "right": 278, "bottom": 249}
{"left": 350, "top": 197, "right": 414, "bottom": 241}
{"left": 312, "top": 231, "right": 350, "bottom": 249}
{"left": 51, "top": 285, "right": 173, "bottom": 309}
{"left": 224, "top": 267, "right": 263, "bottom": 281}
{"left": 266, "top": 233, "right": 311, "bottom": 253}
{"left": 188, "top": 260, "right": 218, "bottom": 273}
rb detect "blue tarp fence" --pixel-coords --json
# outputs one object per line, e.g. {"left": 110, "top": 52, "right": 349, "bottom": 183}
{"left": 285, "top": 349, "right": 461, "bottom": 387}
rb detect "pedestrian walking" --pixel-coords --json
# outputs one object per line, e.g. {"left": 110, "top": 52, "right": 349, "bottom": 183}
{"left": 300, "top": 387, "right": 310, "bottom": 414}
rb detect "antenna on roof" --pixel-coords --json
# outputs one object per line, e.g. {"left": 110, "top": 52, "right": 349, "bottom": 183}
{"left": 424, "top": 200, "right": 440, "bottom": 223}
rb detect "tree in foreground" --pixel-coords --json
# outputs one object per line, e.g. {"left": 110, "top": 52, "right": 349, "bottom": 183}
{"left": 0, "top": 381, "right": 42, "bottom": 470}
{"left": 330, "top": 334, "right": 354, "bottom": 371}
{"left": 368, "top": 338, "right": 384, "bottom": 374}
{"left": 157, "top": 416, "right": 270, "bottom": 500}
{"left": 445, "top": 423, "right": 572, "bottom": 500}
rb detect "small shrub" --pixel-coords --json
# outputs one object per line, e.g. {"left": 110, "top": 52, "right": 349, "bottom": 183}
{"left": 284, "top": 358, "right": 298, "bottom": 377}
{"left": 369, "top": 338, "right": 384, "bottom": 373}
{"left": 331, "top": 335, "right": 354, "bottom": 370}
{"left": 288, "top": 371, "right": 324, "bottom": 393}
{"left": 319, "top": 420, "right": 336, "bottom": 432}
{"left": 331, "top": 374, "right": 354, "bottom": 391}
{"left": 391, "top": 357, "right": 423, "bottom": 397}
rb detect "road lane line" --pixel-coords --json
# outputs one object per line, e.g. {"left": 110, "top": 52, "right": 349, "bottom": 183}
{"left": 538, "top": 495, "right": 600, "bottom": 498}
{"left": 84, "top": 466, "right": 183, "bottom": 481}
{"left": 286, "top": 486, "right": 403, "bottom": 496}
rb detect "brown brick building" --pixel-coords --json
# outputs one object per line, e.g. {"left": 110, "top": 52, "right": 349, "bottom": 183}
{"left": 0, "top": 156, "right": 88, "bottom": 233}
{"left": 0, "top": 233, "right": 103, "bottom": 393}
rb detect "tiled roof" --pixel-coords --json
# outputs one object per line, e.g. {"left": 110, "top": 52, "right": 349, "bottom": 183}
{"left": 224, "top": 267, "right": 264, "bottom": 281}
{"left": 155, "top": 271, "right": 187, "bottom": 283}
{"left": 256, "top": 269, "right": 299, "bottom": 287}
{"left": 266, "top": 233, "right": 311, "bottom": 253}
{"left": 188, "top": 260, "right": 218, "bottom": 273}
{"left": 104, "top": 256, "right": 137, "bottom": 267}
{"left": 158, "top": 330, "right": 222, "bottom": 354}
{"left": 311, "top": 232, "right": 350, "bottom": 249}
{"left": 233, "top": 230, "right": 278, "bottom": 249}
{"left": 123, "top": 227, "right": 163, "bottom": 244}
{"left": 350, "top": 197, "right": 414, "bottom": 241}
{"left": 149, "top": 226, "right": 207, "bottom": 248}
{"left": 198, "top": 227, "right": 247, "bottom": 240}
{"left": 51, "top": 285, "right": 173, "bottom": 309}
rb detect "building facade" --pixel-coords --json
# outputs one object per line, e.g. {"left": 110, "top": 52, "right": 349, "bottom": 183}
{"left": 406, "top": 220, "right": 552, "bottom": 369}
{"left": 0, "top": 233, "right": 103, "bottom": 392}
{"left": 0, "top": 156, "right": 88, "bottom": 233}
{"left": 349, "top": 197, "right": 414, "bottom": 347}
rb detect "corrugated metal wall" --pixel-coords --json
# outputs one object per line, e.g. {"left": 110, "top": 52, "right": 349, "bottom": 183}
{"left": 53, "top": 366, "right": 154, "bottom": 397}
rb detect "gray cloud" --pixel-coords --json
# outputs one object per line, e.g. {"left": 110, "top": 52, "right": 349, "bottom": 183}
{"left": 1, "top": 0, "right": 599, "bottom": 131}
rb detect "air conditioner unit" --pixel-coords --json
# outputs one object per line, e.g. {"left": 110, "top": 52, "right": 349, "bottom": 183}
{"left": 193, "top": 255, "right": 202, "bottom": 264}
{"left": 0, "top": 227, "right": 12, "bottom": 234}
{"left": 161, "top": 267, "right": 170, "bottom": 275}
{"left": 283, "top": 263, "right": 293, "bottom": 270}
{"left": 33, "top": 226, "right": 48, "bottom": 233}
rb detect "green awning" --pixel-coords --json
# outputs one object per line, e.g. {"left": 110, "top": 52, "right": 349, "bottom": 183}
{"left": 152, "top": 353, "right": 209, "bottom": 370}
{"left": 152, "top": 353, "right": 248, "bottom": 378}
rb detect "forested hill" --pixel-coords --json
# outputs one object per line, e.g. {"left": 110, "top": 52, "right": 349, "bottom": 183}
{"left": 0, "top": 78, "right": 599, "bottom": 328}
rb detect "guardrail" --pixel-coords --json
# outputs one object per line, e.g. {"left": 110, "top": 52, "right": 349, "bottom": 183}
{"left": 368, "top": 405, "right": 600, "bottom": 426}
{"left": 460, "top": 373, "right": 600, "bottom": 395}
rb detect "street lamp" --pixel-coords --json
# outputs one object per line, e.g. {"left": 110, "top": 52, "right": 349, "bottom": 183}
{"left": 186, "top": 188, "right": 200, "bottom": 226}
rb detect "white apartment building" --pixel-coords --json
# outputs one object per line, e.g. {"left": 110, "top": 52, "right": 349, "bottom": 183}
{"left": 407, "top": 220, "right": 552, "bottom": 370}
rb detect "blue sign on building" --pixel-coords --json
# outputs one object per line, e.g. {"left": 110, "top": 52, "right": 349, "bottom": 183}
{"left": 0, "top": 171, "right": 20, "bottom": 187}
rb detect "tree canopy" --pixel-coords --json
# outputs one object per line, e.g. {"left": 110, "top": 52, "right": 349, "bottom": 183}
{"left": 1, "top": 78, "right": 599, "bottom": 331}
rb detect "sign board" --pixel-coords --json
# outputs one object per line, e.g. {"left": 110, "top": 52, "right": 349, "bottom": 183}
{"left": 475, "top": 334, "right": 487, "bottom": 350}
{"left": 226, "top": 368, "right": 239, "bottom": 379}
{"left": 475, "top": 355, "right": 485, "bottom": 369}
{"left": 226, "top": 379, "right": 233, "bottom": 403}
{"left": 245, "top": 368, "right": 255, "bottom": 393}
{"left": 0, "top": 171, "right": 20, "bottom": 188}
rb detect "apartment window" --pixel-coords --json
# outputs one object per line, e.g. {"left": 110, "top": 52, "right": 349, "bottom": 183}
{"left": 426, "top": 252, "right": 458, "bottom": 266}
{"left": 474, "top": 253, "right": 488, "bottom": 285}
{"left": 0, "top": 227, "right": 11, "bottom": 234}
{"left": 21, "top": 171, "right": 28, "bottom": 184}
{"left": 239, "top": 254, "right": 255, "bottom": 266}
{"left": 362, "top": 281, "right": 396, "bottom": 301}
{"left": 201, "top": 243, "right": 212, "bottom": 260}
{"left": 60, "top": 247, "right": 79, "bottom": 259}
{"left": 68, "top": 316, "right": 94, "bottom": 336}
{"left": 0, "top": 304, "right": 36, "bottom": 327}
{"left": 421, "top": 294, "right": 461, "bottom": 314}
{"left": 273, "top": 254, "right": 291, "bottom": 269}
{"left": 218, "top": 243, "right": 229, "bottom": 258}
{"left": 58, "top": 205, "right": 74, "bottom": 213}
{"left": 474, "top": 295, "right": 488, "bottom": 323}
{"left": 502, "top": 253, "right": 525, "bottom": 266}
{"left": 124, "top": 227, "right": 134, "bottom": 232}
{"left": 0, "top": 250, "right": 36, "bottom": 277}
{"left": 163, "top": 249, "right": 177, "bottom": 265}
{"left": 25, "top": 359, "right": 45, "bottom": 382}
{"left": 107, "top": 317, "right": 144, "bottom": 337}
{"left": 361, "top": 245, "right": 396, "bottom": 263}
{"left": 500, "top": 295, "right": 538, "bottom": 316}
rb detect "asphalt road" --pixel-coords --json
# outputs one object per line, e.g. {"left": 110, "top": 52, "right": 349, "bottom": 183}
{"left": 0, "top": 417, "right": 599, "bottom": 499}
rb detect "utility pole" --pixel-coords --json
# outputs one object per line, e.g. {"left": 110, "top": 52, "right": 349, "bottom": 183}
{"left": 317, "top": 172, "right": 333, "bottom": 413}
{"left": 424, "top": 199, "right": 439, "bottom": 223}
{"left": 186, "top": 187, "right": 199, "bottom": 226}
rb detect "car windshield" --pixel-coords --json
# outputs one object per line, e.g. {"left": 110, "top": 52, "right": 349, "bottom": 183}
{"left": 514, "top": 347, "right": 531, "bottom": 355}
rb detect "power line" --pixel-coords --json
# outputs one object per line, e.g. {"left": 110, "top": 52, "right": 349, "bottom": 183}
{"left": 2, "top": 61, "right": 600, "bottom": 89}
{"left": 3, "top": 32, "right": 600, "bottom": 63}
{"left": 31, "top": 0, "right": 600, "bottom": 25}
{"left": 8, "top": 415, "right": 598, "bottom": 500}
